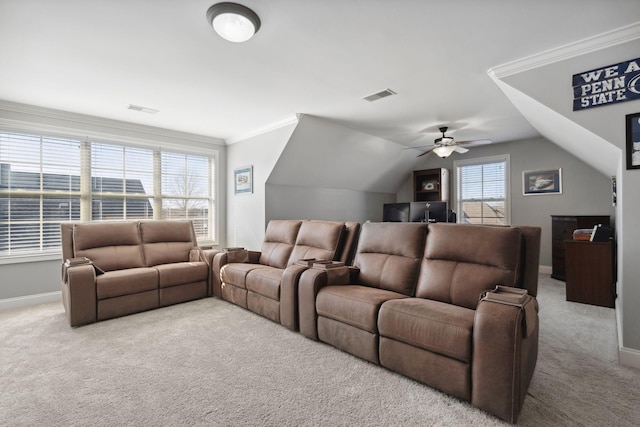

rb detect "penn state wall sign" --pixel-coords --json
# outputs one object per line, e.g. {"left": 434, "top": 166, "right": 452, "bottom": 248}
{"left": 573, "top": 57, "right": 640, "bottom": 110}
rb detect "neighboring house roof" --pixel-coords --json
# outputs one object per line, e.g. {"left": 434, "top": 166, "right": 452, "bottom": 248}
{"left": 461, "top": 201, "right": 505, "bottom": 225}
{"left": 0, "top": 163, "right": 152, "bottom": 220}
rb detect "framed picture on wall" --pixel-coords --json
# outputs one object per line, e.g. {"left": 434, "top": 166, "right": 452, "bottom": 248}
{"left": 523, "top": 168, "right": 562, "bottom": 195}
{"left": 234, "top": 165, "right": 253, "bottom": 195}
{"left": 626, "top": 112, "right": 640, "bottom": 170}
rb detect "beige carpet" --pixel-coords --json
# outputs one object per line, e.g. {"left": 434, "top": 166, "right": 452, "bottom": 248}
{"left": 1, "top": 274, "right": 639, "bottom": 426}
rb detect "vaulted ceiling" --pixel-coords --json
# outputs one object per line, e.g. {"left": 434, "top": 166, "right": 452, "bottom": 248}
{"left": 0, "top": 1, "right": 639, "bottom": 147}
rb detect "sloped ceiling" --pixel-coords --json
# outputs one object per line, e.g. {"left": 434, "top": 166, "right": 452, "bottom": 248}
{"left": 266, "top": 115, "right": 422, "bottom": 194}
{"left": 488, "top": 28, "right": 640, "bottom": 176}
{"left": 489, "top": 70, "right": 621, "bottom": 176}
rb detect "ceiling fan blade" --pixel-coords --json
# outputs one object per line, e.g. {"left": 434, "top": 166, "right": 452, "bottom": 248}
{"left": 417, "top": 146, "right": 436, "bottom": 157}
{"left": 457, "top": 139, "right": 492, "bottom": 146}
{"left": 454, "top": 145, "right": 469, "bottom": 154}
{"left": 402, "top": 145, "right": 431, "bottom": 150}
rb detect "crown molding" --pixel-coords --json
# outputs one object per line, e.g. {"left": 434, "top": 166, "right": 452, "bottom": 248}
{"left": 225, "top": 115, "right": 299, "bottom": 145}
{"left": 489, "top": 21, "right": 640, "bottom": 78}
{"left": 0, "top": 99, "right": 226, "bottom": 149}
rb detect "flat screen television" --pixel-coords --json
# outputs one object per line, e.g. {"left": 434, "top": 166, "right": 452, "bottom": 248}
{"left": 409, "top": 201, "right": 448, "bottom": 223}
{"left": 382, "top": 203, "right": 410, "bottom": 222}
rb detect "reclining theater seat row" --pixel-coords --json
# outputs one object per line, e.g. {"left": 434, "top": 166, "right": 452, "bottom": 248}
{"left": 212, "top": 219, "right": 360, "bottom": 330}
{"left": 61, "top": 220, "right": 214, "bottom": 327}
{"left": 297, "top": 222, "right": 541, "bottom": 423}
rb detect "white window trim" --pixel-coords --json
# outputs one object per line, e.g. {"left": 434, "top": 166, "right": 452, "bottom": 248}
{"left": 453, "top": 154, "right": 511, "bottom": 225}
{"left": 0, "top": 126, "right": 220, "bottom": 263}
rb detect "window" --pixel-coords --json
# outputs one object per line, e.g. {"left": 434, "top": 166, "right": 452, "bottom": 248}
{"left": 160, "top": 152, "right": 212, "bottom": 238}
{"left": 0, "top": 130, "right": 216, "bottom": 258}
{"left": 0, "top": 133, "right": 81, "bottom": 254}
{"left": 454, "top": 155, "right": 510, "bottom": 225}
{"left": 92, "top": 142, "right": 155, "bottom": 221}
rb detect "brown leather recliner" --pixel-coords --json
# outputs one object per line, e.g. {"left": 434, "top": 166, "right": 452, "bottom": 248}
{"left": 61, "top": 220, "right": 212, "bottom": 327}
{"left": 212, "top": 219, "right": 360, "bottom": 330}
{"left": 298, "top": 222, "right": 541, "bottom": 423}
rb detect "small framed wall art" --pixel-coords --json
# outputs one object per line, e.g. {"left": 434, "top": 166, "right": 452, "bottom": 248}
{"left": 234, "top": 165, "right": 253, "bottom": 195}
{"left": 523, "top": 168, "right": 562, "bottom": 195}
{"left": 626, "top": 112, "right": 640, "bottom": 170}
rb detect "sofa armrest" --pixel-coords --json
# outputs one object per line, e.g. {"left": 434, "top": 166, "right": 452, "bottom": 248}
{"left": 471, "top": 296, "right": 539, "bottom": 423}
{"left": 198, "top": 249, "right": 220, "bottom": 296}
{"left": 211, "top": 252, "right": 228, "bottom": 298}
{"left": 298, "top": 266, "right": 356, "bottom": 340}
{"left": 280, "top": 264, "right": 310, "bottom": 331}
{"left": 201, "top": 248, "right": 220, "bottom": 266}
{"left": 211, "top": 250, "right": 262, "bottom": 298}
{"left": 61, "top": 264, "right": 97, "bottom": 327}
{"left": 189, "top": 248, "right": 202, "bottom": 263}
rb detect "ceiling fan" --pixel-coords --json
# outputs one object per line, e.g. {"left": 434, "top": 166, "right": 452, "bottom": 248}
{"left": 414, "top": 126, "right": 489, "bottom": 158}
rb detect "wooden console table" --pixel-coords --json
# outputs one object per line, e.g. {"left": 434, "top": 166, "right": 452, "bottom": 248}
{"left": 564, "top": 240, "right": 615, "bottom": 308}
{"left": 551, "top": 215, "right": 610, "bottom": 281}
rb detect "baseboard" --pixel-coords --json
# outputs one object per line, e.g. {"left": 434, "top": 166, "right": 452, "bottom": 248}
{"left": 0, "top": 291, "right": 61, "bottom": 311}
{"left": 619, "top": 346, "right": 640, "bottom": 370}
{"left": 539, "top": 265, "right": 552, "bottom": 275}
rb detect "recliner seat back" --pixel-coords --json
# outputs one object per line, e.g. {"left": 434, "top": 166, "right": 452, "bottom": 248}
{"left": 72, "top": 222, "right": 144, "bottom": 272}
{"left": 140, "top": 220, "right": 197, "bottom": 266}
{"left": 258, "top": 220, "right": 303, "bottom": 268}
{"left": 415, "top": 223, "right": 521, "bottom": 309}
{"left": 288, "top": 220, "right": 345, "bottom": 265}
{"left": 353, "top": 222, "right": 428, "bottom": 296}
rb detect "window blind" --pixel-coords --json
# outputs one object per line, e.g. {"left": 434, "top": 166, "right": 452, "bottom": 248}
{"left": 160, "top": 152, "right": 211, "bottom": 239}
{"left": 0, "top": 132, "right": 81, "bottom": 254}
{"left": 0, "top": 130, "right": 216, "bottom": 258}
{"left": 91, "top": 142, "right": 154, "bottom": 221}
{"left": 456, "top": 158, "right": 508, "bottom": 225}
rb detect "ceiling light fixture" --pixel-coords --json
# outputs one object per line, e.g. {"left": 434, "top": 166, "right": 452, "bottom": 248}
{"left": 206, "top": 2, "right": 261, "bottom": 43}
{"left": 432, "top": 145, "right": 457, "bottom": 158}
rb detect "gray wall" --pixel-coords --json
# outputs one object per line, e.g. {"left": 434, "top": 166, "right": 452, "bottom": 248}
{"left": 266, "top": 184, "right": 396, "bottom": 223}
{"left": 398, "top": 137, "right": 614, "bottom": 267}
{"left": 225, "top": 121, "right": 297, "bottom": 250}
{"left": 0, "top": 259, "right": 59, "bottom": 300}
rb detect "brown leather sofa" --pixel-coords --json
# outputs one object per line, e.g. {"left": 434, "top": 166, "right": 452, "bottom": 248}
{"left": 212, "top": 219, "right": 360, "bottom": 330}
{"left": 61, "top": 220, "right": 216, "bottom": 327}
{"left": 298, "top": 222, "right": 541, "bottom": 423}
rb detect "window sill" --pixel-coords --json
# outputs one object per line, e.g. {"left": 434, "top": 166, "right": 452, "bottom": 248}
{"left": 0, "top": 252, "right": 62, "bottom": 265}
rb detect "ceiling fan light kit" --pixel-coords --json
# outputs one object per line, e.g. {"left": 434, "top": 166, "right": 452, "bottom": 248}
{"left": 413, "top": 126, "right": 488, "bottom": 158}
{"left": 433, "top": 145, "right": 457, "bottom": 158}
{"left": 207, "top": 2, "right": 261, "bottom": 43}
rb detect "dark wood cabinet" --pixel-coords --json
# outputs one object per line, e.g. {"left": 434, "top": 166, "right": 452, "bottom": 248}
{"left": 565, "top": 241, "right": 615, "bottom": 308}
{"left": 551, "top": 215, "right": 609, "bottom": 281}
{"left": 413, "top": 168, "right": 449, "bottom": 203}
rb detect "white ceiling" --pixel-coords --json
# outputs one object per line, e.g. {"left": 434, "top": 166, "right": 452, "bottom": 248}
{"left": 0, "top": 0, "right": 638, "bottom": 147}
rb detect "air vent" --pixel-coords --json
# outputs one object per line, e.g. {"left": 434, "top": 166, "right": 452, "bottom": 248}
{"left": 127, "top": 104, "right": 159, "bottom": 114}
{"left": 363, "top": 89, "right": 397, "bottom": 102}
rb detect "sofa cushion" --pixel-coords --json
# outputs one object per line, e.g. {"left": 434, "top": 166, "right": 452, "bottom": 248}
{"left": 415, "top": 223, "right": 521, "bottom": 309}
{"left": 245, "top": 267, "right": 284, "bottom": 301}
{"left": 220, "top": 263, "right": 270, "bottom": 290}
{"left": 288, "top": 221, "right": 345, "bottom": 265}
{"left": 96, "top": 267, "right": 158, "bottom": 300}
{"left": 73, "top": 222, "right": 144, "bottom": 272}
{"left": 316, "top": 285, "right": 407, "bottom": 333}
{"left": 378, "top": 298, "right": 475, "bottom": 363}
{"left": 156, "top": 262, "right": 209, "bottom": 288}
{"left": 353, "top": 222, "right": 427, "bottom": 295}
{"left": 259, "top": 220, "right": 302, "bottom": 268}
{"left": 140, "top": 220, "right": 196, "bottom": 266}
